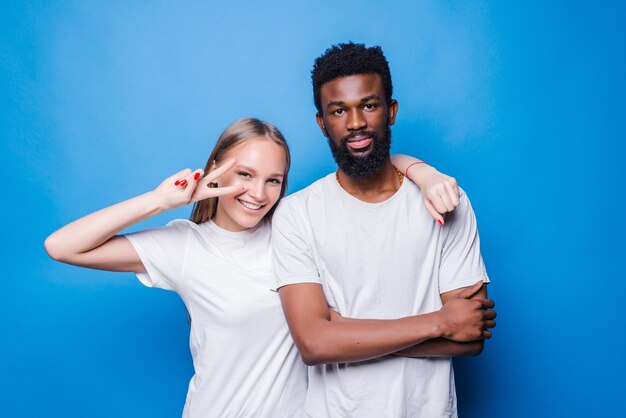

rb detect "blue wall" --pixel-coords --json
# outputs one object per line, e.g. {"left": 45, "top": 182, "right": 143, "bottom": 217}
{"left": 2, "top": 1, "right": 625, "bottom": 416}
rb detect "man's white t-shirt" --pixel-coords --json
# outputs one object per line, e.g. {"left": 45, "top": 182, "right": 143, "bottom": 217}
{"left": 271, "top": 173, "right": 489, "bottom": 418}
{"left": 126, "top": 219, "right": 307, "bottom": 418}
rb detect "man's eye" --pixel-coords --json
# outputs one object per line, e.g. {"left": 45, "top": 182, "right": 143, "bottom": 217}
{"left": 333, "top": 109, "right": 345, "bottom": 116}
{"left": 364, "top": 104, "right": 377, "bottom": 110}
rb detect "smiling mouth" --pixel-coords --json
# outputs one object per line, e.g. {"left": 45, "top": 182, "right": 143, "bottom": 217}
{"left": 237, "top": 199, "right": 264, "bottom": 210}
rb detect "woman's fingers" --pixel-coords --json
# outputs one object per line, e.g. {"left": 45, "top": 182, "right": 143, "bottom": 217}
{"left": 180, "top": 169, "right": 204, "bottom": 196}
{"left": 445, "top": 178, "right": 461, "bottom": 206}
{"left": 172, "top": 168, "right": 193, "bottom": 186}
{"left": 427, "top": 186, "right": 449, "bottom": 214}
{"left": 426, "top": 179, "right": 461, "bottom": 217}
{"left": 175, "top": 169, "right": 202, "bottom": 189}
{"left": 423, "top": 198, "right": 444, "bottom": 226}
{"left": 205, "top": 158, "right": 237, "bottom": 183}
{"left": 437, "top": 186, "right": 455, "bottom": 212}
{"left": 191, "top": 183, "right": 244, "bottom": 203}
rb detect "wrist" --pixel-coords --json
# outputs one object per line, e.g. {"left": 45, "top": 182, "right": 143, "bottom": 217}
{"left": 142, "top": 191, "right": 168, "bottom": 215}
{"left": 407, "top": 163, "right": 437, "bottom": 184}
{"left": 405, "top": 161, "right": 428, "bottom": 179}
{"left": 430, "top": 311, "right": 447, "bottom": 339}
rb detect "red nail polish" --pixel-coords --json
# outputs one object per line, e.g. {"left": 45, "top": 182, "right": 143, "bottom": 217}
{"left": 194, "top": 172, "right": 200, "bottom": 180}
{"left": 180, "top": 180, "right": 187, "bottom": 187}
{"left": 175, "top": 180, "right": 180, "bottom": 186}
{"left": 437, "top": 219, "right": 444, "bottom": 226}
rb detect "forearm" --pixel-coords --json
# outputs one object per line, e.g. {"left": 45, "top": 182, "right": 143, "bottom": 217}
{"left": 391, "top": 154, "right": 437, "bottom": 186}
{"left": 392, "top": 338, "right": 484, "bottom": 358}
{"left": 323, "top": 281, "right": 492, "bottom": 361}
{"left": 328, "top": 311, "right": 483, "bottom": 360}
{"left": 44, "top": 191, "right": 163, "bottom": 262}
{"left": 290, "top": 311, "right": 444, "bottom": 365}
{"left": 279, "top": 285, "right": 454, "bottom": 365}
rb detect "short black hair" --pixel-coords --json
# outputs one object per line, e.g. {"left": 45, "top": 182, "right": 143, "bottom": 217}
{"left": 312, "top": 42, "right": 393, "bottom": 114}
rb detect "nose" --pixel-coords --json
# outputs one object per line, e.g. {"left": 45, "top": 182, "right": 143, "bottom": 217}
{"left": 347, "top": 109, "right": 367, "bottom": 131}
{"left": 247, "top": 179, "right": 267, "bottom": 202}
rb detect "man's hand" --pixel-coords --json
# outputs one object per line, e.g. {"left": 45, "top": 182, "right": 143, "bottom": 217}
{"left": 438, "top": 281, "right": 496, "bottom": 342}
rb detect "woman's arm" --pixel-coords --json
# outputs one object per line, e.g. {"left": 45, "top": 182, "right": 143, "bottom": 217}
{"left": 44, "top": 161, "right": 242, "bottom": 272}
{"left": 391, "top": 154, "right": 460, "bottom": 225}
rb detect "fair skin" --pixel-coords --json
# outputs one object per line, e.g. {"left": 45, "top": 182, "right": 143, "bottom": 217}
{"left": 280, "top": 73, "right": 496, "bottom": 365}
{"left": 211, "top": 139, "right": 286, "bottom": 232}
{"left": 391, "top": 154, "right": 460, "bottom": 226}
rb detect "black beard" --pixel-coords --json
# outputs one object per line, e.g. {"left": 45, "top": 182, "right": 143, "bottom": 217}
{"left": 327, "top": 125, "right": 392, "bottom": 179}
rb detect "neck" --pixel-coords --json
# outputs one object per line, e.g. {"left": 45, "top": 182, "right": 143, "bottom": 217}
{"left": 336, "top": 159, "right": 403, "bottom": 203}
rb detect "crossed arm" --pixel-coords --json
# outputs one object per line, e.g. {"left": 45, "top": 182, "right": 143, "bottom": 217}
{"left": 278, "top": 281, "right": 495, "bottom": 366}
{"left": 389, "top": 285, "right": 492, "bottom": 358}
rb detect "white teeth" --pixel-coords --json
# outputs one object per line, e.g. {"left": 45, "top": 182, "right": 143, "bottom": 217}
{"left": 238, "top": 200, "right": 262, "bottom": 210}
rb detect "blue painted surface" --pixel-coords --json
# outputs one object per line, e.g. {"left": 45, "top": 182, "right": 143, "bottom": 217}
{"left": 2, "top": 1, "right": 624, "bottom": 416}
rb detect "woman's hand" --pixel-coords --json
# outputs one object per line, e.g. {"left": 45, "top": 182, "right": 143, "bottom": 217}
{"left": 407, "top": 164, "right": 460, "bottom": 226}
{"left": 154, "top": 159, "right": 245, "bottom": 211}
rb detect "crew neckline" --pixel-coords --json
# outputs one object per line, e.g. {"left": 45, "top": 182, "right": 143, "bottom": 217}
{"left": 327, "top": 172, "right": 408, "bottom": 208}
{"left": 204, "top": 218, "right": 265, "bottom": 238}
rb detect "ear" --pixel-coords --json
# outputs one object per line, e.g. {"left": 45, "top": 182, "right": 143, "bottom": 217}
{"left": 387, "top": 99, "right": 399, "bottom": 126}
{"left": 315, "top": 112, "right": 328, "bottom": 137}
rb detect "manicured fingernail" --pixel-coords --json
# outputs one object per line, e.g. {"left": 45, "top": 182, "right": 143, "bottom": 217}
{"left": 194, "top": 172, "right": 200, "bottom": 180}
{"left": 175, "top": 180, "right": 180, "bottom": 186}
{"left": 437, "top": 219, "right": 444, "bottom": 226}
{"left": 180, "top": 180, "right": 187, "bottom": 186}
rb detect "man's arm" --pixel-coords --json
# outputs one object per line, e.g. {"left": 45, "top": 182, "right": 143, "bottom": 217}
{"left": 389, "top": 283, "right": 495, "bottom": 358}
{"left": 279, "top": 280, "right": 493, "bottom": 365}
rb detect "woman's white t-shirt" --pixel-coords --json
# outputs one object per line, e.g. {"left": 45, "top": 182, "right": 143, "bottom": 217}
{"left": 126, "top": 219, "right": 306, "bottom": 418}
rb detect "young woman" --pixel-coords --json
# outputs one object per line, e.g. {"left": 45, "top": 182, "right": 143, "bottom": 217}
{"left": 44, "top": 118, "right": 460, "bottom": 417}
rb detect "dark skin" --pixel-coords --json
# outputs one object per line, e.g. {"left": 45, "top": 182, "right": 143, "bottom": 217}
{"left": 278, "top": 73, "right": 496, "bottom": 365}
{"left": 316, "top": 73, "right": 400, "bottom": 202}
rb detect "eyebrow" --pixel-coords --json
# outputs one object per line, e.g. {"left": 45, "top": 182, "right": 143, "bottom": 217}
{"left": 326, "top": 95, "right": 382, "bottom": 109}
{"left": 236, "top": 164, "right": 284, "bottom": 178}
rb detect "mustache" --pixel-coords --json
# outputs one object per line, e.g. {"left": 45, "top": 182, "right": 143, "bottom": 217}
{"left": 342, "top": 130, "right": 379, "bottom": 144}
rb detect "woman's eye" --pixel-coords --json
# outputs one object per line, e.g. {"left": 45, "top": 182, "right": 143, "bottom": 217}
{"left": 267, "top": 178, "right": 281, "bottom": 185}
{"left": 238, "top": 171, "right": 251, "bottom": 178}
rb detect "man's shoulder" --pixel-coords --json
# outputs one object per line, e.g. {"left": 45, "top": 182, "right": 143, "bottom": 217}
{"left": 280, "top": 173, "right": 335, "bottom": 207}
{"left": 273, "top": 173, "right": 335, "bottom": 226}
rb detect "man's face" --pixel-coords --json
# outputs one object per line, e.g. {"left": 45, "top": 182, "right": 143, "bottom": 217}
{"left": 316, "top": 73, "right": 398, "bottom": 179}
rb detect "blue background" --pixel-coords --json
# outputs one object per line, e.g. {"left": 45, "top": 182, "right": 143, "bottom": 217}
{"left": 2, "top": 1, "right": 625, "bottom": 417}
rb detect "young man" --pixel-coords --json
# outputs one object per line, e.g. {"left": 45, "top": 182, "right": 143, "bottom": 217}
{"left": 271, "top": 43, "right": 495, "bottom": 417}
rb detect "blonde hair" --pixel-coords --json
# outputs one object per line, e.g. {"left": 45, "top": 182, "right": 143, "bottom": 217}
{"left": 190, "top": 118, "right": 291, "bottom": 224}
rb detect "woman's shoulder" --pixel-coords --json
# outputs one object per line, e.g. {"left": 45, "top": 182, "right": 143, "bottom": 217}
{"left": 157, "top": 218, "right": 207, "bottom": 238}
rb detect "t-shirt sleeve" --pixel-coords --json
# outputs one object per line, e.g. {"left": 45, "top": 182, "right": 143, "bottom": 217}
{"left": 438, "top": 191, "right": 489, "bottom": 294}
{"left": 271, "top": 200, "right": 321, "bottom": 289}
{"left": 124, "top": 220, "right": 191, "bottom": 292}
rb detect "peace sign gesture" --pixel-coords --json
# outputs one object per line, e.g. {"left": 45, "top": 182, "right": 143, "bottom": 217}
{"left": 154, "top": 159, "right": 245, "bottom": 211}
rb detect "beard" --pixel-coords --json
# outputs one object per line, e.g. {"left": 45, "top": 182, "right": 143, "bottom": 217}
{"left": 327, "top": 125, "right": 392, "bottom": 179}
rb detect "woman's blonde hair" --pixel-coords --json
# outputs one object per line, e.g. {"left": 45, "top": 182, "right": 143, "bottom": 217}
{"left": 190, "top": 118, "right": 291, "bottom": 224}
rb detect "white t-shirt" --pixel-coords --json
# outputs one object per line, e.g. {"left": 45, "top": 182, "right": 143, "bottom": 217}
{"left": 126, "top": 219, "right": 307, "bottom": 418}
{"left": 271, "top": 173, "right": 489, "bottom": 418}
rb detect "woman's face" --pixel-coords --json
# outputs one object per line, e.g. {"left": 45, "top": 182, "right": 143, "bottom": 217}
{"left": 213, "top": 137, "right": 287, "bottom": 232}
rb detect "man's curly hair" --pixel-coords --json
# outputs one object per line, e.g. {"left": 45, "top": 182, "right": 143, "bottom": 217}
{"left": 312, "top": 42, "right": 393, "bottom": 114}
